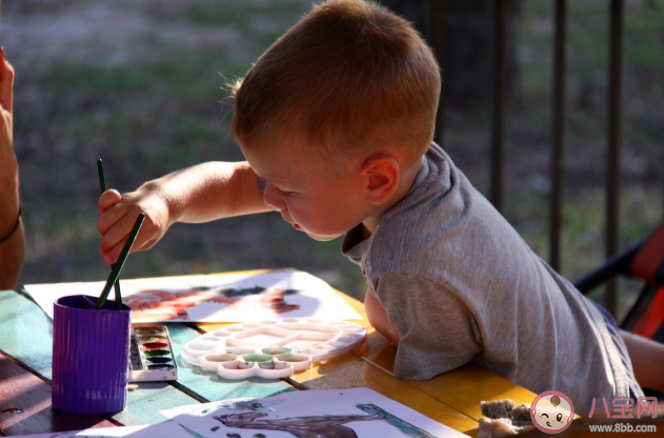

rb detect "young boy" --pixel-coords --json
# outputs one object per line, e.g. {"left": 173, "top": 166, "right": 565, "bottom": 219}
{"left": 97, "top": 0, "right": 663, "bottom": 415}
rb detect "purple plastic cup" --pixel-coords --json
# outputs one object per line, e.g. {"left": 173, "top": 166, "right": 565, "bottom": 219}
{"left": 52, "top": 295, "right": 131, "bottom": 414}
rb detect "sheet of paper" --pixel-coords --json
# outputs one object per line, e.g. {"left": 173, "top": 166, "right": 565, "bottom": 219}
{"left": 25, "top": 270, "right": 362, "bottom": 322}
{"left": 8, "top": 421, "right": 193, "bottom": 438}
{"left": 160, "top": 387, "right": 467, "bottom": 438}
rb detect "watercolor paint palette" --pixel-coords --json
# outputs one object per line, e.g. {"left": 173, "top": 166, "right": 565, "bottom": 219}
{"left": 129, "top": 325, "right": 178, "bottom": 382}
{"left": 181, "top": 318, "right": 366, "bottom": 379}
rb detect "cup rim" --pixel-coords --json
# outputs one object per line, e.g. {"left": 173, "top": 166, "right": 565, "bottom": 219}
{"left": 55, "top": 294, "right": 132, "bottom": 312}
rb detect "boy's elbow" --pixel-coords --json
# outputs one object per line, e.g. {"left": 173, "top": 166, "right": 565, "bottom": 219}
{"left": 364, "top": 290, "right": 400, "bottom": 345}
{"left": 376, "top": 324, "right": 400, "bottom": 345}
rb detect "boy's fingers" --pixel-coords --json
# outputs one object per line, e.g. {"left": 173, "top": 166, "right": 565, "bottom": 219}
{"left": 98, "top": 189, "right": 123, "bottom": 215}
{"left": 0, "top": 48, "right": 15, "bottom": 114}
{"left": 102, "top": 240, "right": 125, "bottom": 265}
{"left": 101, "top": 229, "right": 155, "bottom": 265}
{"left": 97, "top": 203, "right": 129, "bottom": 237}
{"left": 99, "top": 209, "right": 141, "bottom": 253}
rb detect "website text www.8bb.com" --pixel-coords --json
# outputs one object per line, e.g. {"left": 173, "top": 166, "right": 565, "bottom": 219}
{"left": 588, "top": 423, "right": 657, "bottom": 433}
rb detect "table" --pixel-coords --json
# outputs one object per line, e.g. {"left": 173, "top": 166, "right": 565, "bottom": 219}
{"left": 0, "top": 270, "right": 539, "bottom": 437}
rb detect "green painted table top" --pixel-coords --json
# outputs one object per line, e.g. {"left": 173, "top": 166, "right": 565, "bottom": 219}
{"left": 2, "top": 271, "right": 534, "bottom": 437}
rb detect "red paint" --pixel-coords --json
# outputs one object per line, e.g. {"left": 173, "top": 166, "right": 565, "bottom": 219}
{"left": 141, "top": 342, "right": 168, "bottom": 350}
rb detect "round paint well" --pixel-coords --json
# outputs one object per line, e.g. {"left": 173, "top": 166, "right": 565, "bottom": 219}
{"left": 240, "top": 353, "right": 274, "bottom": 363}
{"left": 204, "top": 354, "right": 237, "bottom": 363}
{"left": 224, "top": 347, "right": 256, "bottom": 355}
{"left": 144, "top": 349, "right": 170, "bottom": 357}
{"left": 275, "top": 353, "right": 308, "bottom": 362}
{"left": 261, "top": 346, "right": 292, "bottom": 355}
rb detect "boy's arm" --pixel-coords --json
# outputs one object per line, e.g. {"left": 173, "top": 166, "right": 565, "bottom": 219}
{"left": 365, "top": 289, "right": 401, "bottom": 344}
{"left": 97, "top": 161, "right": 269, "bottom": 265}
{"left": 372, "top": 273, "right": 482, "bottom": 380}
{"left": 620, "top": 330, "right": 664, "bottom": 393}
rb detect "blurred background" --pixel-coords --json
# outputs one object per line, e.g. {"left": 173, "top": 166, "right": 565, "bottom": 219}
{"left": 3, "top": 0, "right": 663, "bottom": 320}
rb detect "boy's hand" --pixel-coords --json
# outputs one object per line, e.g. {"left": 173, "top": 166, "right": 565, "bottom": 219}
{"left": 97, "top": 161, "right": 270, "bottom": 265}
{"left": 97, "top": 185, "right": 171, "bottom": 265}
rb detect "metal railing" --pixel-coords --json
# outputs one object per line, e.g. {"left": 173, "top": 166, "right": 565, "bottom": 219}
{"left": 425, "top": 0, "right": 629, "bottom": 317}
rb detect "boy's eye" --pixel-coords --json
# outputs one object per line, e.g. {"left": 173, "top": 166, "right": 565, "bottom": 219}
{"left": 277, "top": 188, "right": 294, "bottom": 197}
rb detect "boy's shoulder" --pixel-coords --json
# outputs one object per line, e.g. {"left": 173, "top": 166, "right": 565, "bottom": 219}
{"left": 365, "top": 144, "right": 513, "bottom": 274}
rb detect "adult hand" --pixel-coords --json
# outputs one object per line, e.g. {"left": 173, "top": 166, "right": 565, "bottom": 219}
{"left": 0, "top": 47, "right": 24, "bottom": 291}
{"left": 0, "top": 47, "right": 18, "bottom": 178}
{"left": 0, "top": 47, "right": 14, "bottom": 163}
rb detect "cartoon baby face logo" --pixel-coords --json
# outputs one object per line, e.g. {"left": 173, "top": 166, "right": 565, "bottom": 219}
{"left": 531, "top": 390, "right": 574, "bottom": 434}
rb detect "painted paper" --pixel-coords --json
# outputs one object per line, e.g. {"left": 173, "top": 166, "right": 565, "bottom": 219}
{"left": 25, "top": 270, "right": 362, "bottom": 322}
{"left": 160, "top": 388, "right": 466, "bottom": 438}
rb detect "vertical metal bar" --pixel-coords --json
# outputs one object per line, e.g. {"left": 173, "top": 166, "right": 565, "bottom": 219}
{"left": 491, "top": 0, "right": 507, "bottom": 212}
{"left": 606, "top": 0, "right": 624, "bottom": 318}
{"left": 429, "top": 0, "right": 446, "bottom": 149}
{"left": 550, "top": 0, "right": 567, "bottom": 273}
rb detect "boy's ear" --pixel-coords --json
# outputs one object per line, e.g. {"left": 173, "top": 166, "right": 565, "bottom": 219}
{"left": 362, "top": 155, "right": 400, "bottom": 205}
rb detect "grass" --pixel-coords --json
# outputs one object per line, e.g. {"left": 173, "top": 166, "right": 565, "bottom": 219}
{"left": 183, "top": 0, "right": 307, "bottom": 28}
{"left": 10, "top": 0, "right": 664, "bottom": 309}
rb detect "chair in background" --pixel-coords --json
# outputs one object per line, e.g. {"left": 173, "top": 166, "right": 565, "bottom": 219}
{"left": 574, "top": 222, "right": 664, "bottom": 342}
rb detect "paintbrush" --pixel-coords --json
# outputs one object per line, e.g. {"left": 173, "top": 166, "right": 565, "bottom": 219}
{"left": 98, "top": 159, "right": 124, "bottom": 310}
{"left": 95, "top": 213, "right": 145, "bottom": 309}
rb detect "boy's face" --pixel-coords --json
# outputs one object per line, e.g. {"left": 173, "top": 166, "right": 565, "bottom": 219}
{"left": 241, "top": 141, "right": 373, "bottom": 241}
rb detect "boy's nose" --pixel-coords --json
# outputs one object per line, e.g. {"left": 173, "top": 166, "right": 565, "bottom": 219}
{"left": 263, "top": 183, "right": 286, "bottom": 211}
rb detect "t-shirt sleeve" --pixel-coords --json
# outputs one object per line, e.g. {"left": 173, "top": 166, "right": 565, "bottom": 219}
{"left": 373, "top": 272, "right": 483, "bottom": 380}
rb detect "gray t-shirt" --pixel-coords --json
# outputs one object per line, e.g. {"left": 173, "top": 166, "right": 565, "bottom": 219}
{"left": 341, "top": 143, "right": 636, "bottom": 415}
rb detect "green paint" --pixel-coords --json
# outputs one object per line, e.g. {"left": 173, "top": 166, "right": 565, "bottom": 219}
{"left": 144, "top": 349, "right": 171, "bottom": 357}
{"left": 165, "top": 323, "right": 295, "bottom": 402}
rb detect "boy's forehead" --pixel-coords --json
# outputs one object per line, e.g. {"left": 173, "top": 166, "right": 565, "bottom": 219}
{"left": 242, "top": 143, "right": 312, "bottom": 186}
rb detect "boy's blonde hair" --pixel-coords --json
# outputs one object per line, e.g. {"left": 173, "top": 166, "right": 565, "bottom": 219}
{"left": 231, "top": 0, "right": 440, "bottom": 162}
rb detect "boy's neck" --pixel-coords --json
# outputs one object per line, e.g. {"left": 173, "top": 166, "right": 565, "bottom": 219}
{"left": 360, "top": 154, "right": 425, "bottom": 239}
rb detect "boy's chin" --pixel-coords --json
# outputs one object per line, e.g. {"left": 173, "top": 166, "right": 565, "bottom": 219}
{"left": 303, "top": 230, "right": 344, "bottom": 242}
